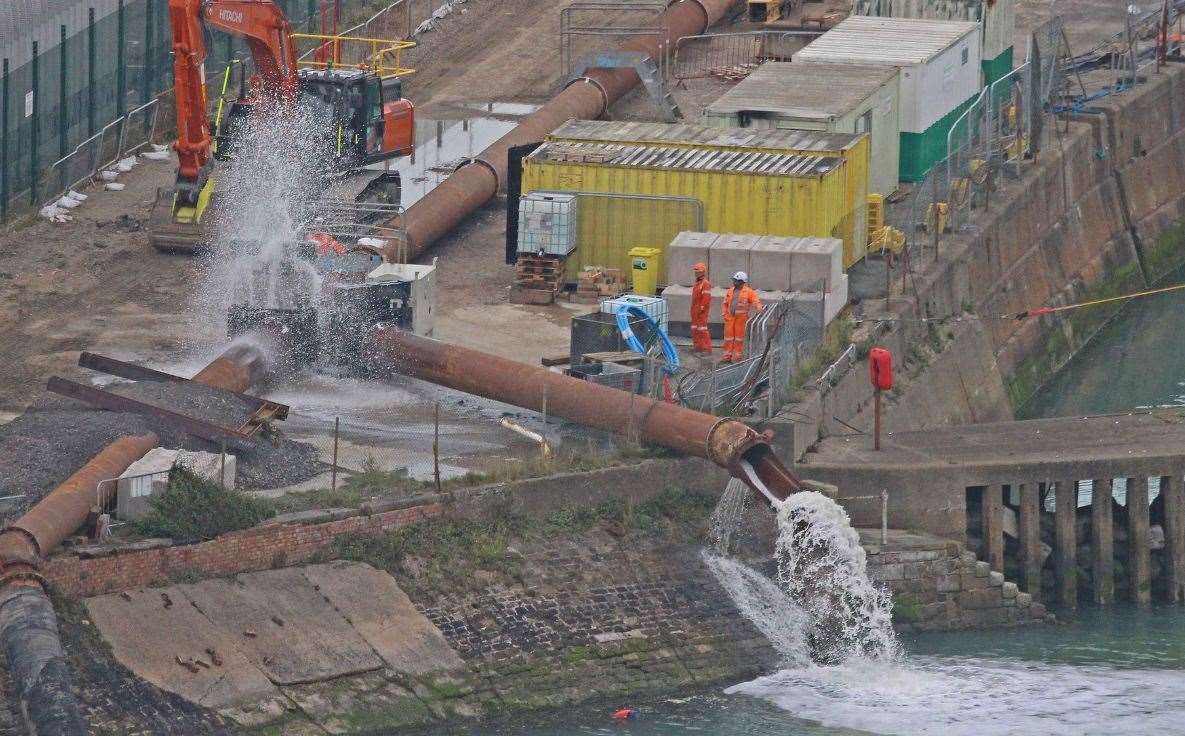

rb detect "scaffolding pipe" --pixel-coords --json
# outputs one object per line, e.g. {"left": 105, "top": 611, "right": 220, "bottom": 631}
{"left": 367, "top": 326, "right": 803, "bottom": 502}
{"left": 0, "top": 331, "right": 278, "bottom": 736}
{"left": 389, "top": 0, "right": 739, "bottom": 262}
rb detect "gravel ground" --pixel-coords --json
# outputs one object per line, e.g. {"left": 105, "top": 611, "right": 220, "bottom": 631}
{"left": 0, "top": 381, "right": 322, "bottom": 520}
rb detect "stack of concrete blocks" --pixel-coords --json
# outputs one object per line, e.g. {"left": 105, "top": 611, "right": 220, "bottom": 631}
{"left": 662, "top": 232, "right": 727, "bottom": 339}
{"left": 115, "top": 448, "right": 236, "bottom": 521}
{"left": 662, "top": 231, "right": 848, "bottom": 338}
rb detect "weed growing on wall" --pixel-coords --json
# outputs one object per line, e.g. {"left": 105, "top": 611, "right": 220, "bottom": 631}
{"left": 132, "top": 467, "right": 275, "bottom": 542}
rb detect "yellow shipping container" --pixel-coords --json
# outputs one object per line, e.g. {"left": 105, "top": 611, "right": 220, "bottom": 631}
{"left": 544, "top": 120, "right": 870, "bottom": 268}
{"left": 522, "top": 141, "right": 849, "bottom": 280}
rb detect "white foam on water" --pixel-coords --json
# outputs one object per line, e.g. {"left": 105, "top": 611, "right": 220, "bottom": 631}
{"left": 709, "top": 489, "right": 1185, "bottom": 736}
{"left": 728, "top": 655, "right": 1185, "bottom": 735}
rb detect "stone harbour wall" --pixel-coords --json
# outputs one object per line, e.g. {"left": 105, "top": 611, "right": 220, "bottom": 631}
{"left": 865, "top": 533, "right": 1047, "bottom": 633}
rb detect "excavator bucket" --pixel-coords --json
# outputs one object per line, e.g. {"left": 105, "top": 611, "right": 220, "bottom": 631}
{"left": 148, "top": 187, "right": 210, "bottom": 253}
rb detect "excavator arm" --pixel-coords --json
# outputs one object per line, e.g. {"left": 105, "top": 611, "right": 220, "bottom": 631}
{"left": 166, "top": 0, "right": 299, "bottom": 207}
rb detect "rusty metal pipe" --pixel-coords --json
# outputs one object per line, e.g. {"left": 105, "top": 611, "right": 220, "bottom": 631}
{"left": 390, "top": 0, "right": 738, "bottom": 261}
{"left": 368, "top": 326, "right": 801, "bottom": 502}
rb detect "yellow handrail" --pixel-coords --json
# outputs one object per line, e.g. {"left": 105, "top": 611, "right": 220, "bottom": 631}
{"left": 290, "top": 33, "right": 416, "bottom": 79}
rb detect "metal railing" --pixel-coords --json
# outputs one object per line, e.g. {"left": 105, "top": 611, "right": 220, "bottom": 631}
{"left": 841, "top": 490, "right": 889, "bottom": 545}
{"left": 292, "top": 32, "right": 416, "bottom": 78}
{"left": 38, "top": 97, "right": 161, "bottom": 210}
{"left": 672, "top": 30, "right": 818, "bottom": 82}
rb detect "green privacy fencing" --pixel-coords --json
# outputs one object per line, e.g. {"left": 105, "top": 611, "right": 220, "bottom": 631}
{"left": 0, "top": 0, "right": 328, "bottom": 223}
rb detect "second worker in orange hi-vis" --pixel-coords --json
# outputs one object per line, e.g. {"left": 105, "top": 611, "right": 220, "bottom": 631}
{"left": 721, "top": 271, "right": 762, "bottom": 363}
{"left": 690, "top": 262, "right": 713, "bottom": 355}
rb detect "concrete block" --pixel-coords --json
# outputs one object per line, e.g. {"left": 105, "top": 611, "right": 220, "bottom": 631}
{"left": 666, "top": 232, "right": 719, "bottom": 287}
{"left": 988, "top": 570, "right": 1004, "bottom": 587}
{"left": 1002, "top": 581, "right": 1018, "bottom": 599}
{"left": 958, "top": 589, "right": 1003, "bottom": 610}
{"left": 788, "top": 237, "right": 842, "bottom": 292}
{"left": 824, "top": 274, "right": 849, "bottom": 324}
{"left": 974, "top": 561, "right": 990, "bottom": 578}
{"left": 1016, "top": 592, "right": 1032, "bottom": 607}
{"left": 749, "top": 236, "right": 794, "bottom": 291}
{"left": 708, "top": 234, "right": 757, "bottom": 286}
{"left": 116, "top": 449, "right": 236, "bottom": 521}
{"left": 662, "top": 285, "right": 692, "bottom": 327}
{"left": 935, "top": 575, "right": 961, "bottom": 593}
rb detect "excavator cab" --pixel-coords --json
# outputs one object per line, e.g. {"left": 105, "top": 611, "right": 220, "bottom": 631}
{"left": 297, "top": 69, "right": 415, "bottom": 167}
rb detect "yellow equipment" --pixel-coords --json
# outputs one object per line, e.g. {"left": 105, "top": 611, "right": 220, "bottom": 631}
{"left": 629, "top": 247, "right": 662, "bottom": 296}
{"left": 748, "top": 0, "right": 793, "bottom": 23}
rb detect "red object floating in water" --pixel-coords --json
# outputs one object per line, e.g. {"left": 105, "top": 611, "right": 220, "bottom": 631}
{"left": 612, "top": 708, "right": 637, "bottom": 720}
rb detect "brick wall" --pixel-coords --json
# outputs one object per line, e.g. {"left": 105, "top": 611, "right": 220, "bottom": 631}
{"left": 42, "top": 502, "right": 444, "bottom": 597}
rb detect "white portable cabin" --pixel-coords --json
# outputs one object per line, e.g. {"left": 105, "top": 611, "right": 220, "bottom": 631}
{"left": 703, "top": 61, "right": 901, "bottom": 198}
{"left": 793, "top": 15, "right": 981, "bottom": 182}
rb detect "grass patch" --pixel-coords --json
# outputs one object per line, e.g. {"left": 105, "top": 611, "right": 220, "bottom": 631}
{"left": 132, "top": 467, "right": 275, "bottom": 542}
{"left": 318, "top": 486, "right": 719, "bottom": 592}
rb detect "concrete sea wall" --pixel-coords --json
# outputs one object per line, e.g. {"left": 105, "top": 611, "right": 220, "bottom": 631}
{"left": 780, "top": 64, "right": 1185, "bottom": 455}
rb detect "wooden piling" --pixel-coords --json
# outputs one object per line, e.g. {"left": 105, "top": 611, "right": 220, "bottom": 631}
{"left": 1018, "top": 482, "right": 1042, "bottom": 599}
{"left": 982, "top": 484, "right": 1004, "bottom": 572}
{"left": 1091, "top": 478, "right": 1114, "bottom": 605}
{"left": 1162, "top": 475, "right": 1185, "bottom": 603}
{"left": 1128, "top": 477, "right": 1151, "bottom": 606}
{"left": 1056, "top": 479, "right": 1078, "bottom": 609}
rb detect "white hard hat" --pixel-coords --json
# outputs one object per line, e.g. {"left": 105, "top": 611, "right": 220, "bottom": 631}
{"left": 733, "top": 271, "right": 748, "bottom": 282}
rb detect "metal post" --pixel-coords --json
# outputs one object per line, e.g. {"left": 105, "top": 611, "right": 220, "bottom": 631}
{"left": 30, "top": 42, "right": 39, "bottom": 207}
{"left": 143, "top": 0, "right": 155, "bottom": 107}
{"left": 433, "top": 400, "right": 442, "bottom": 492}
{"left": 331, "top": 417, "right": 340, "bottom": 492}
{"left": 873, "top": 388, "right": 882, "bottom": 450}
{"left": 87, "top": 8, "right": 96, "bottom": 137}
{"left": 1, "top": 57, "right": 8, "bottom": 224}
{"left": 880, "top": 489, "right": 888, "bottom": 545}
{"left": 117, "top": 0, "right": 126, "bottom": 120}
{"left": 59, "top": 25, "right": 68, "bottom": 161}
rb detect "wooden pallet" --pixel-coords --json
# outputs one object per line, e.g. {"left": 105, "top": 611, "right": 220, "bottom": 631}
{"left": 513, "top": 255, "right": 565, "bottom": 305}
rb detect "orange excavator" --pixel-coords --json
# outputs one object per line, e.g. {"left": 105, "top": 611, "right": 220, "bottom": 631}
{"left": 149, "top": 0, "right": 416, "bottom": 252}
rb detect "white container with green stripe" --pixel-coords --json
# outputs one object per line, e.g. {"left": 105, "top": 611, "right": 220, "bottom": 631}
{"left": 793, "top": 15, "right": 982, "bottom": 182}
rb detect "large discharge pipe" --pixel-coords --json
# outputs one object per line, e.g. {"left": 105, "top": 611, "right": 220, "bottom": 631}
{"left": 0, "top": 332, "right": 278, "bottom": 736}
{"left": 390, "top": 0, "right": 739, "bottom": 262}
{"left": 368, "top": 327, "right": 803, "bottom": 503}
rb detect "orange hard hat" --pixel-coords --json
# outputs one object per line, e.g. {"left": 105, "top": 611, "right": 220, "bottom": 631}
{"left": 693, "top": 262, "right": 707, "bottom": 273}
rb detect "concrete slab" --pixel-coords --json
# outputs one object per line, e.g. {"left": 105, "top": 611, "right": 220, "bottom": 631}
{"left": 750, "top": 236, "right": 795, "bottom": 292}
{"left": 788, "top": 237, "right": 842, "bottom": 292}
{"left": 85, "top": 587, "right": 278, "bottom": 708}
{"left": 666, "top": 232, "right": 719, "bottom": 287}
{"left": 181, "top": 569, "right": 384, "bottom": 685}
{"left": 708, "top": 234, "right": 756, "bottom": 286}
{"left": 303, "top": 562, "right": 465, "bottom": 675}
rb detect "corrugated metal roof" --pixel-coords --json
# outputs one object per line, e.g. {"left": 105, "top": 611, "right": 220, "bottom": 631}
{"left": 794, "top": 15, "right": 978, "bottom": 66}
{"left": 704, "top": 61, "right": 899, "bottom": 120}
{"left": 529, "top": 140, "right": 841, "bottom": 178}
{"left": 548, "top": 119, "right": 863, "bottom": 153}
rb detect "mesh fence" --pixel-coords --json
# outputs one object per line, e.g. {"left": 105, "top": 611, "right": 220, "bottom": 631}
{"left": 671, "top": 31, "right": 813, "bottom": 82}
{"left": 0, "top": 0, "right": 374, "bottom": 222}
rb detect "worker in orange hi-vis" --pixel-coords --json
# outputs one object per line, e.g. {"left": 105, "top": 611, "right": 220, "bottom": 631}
{"left": 721, "top": 271, "right": 762, "bottom": 363}
{"left": 690, "top": 262, "right": 713, "bottom": 355}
